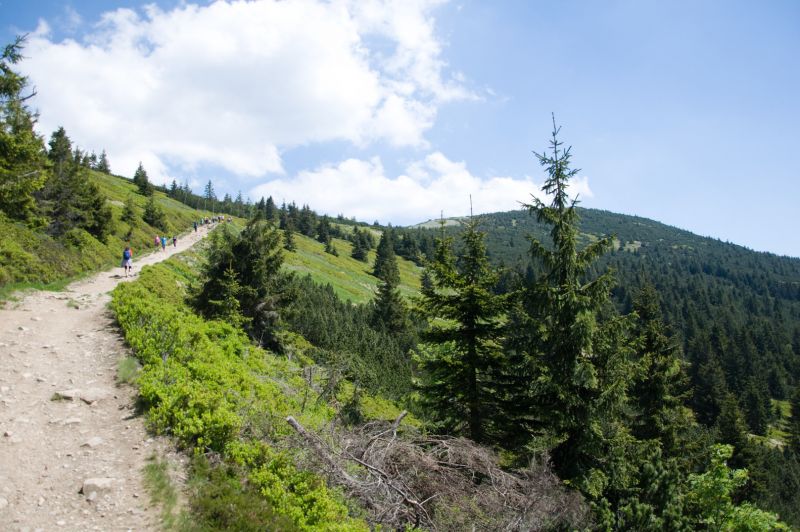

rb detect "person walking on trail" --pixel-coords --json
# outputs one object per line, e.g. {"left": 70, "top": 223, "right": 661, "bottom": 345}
{"left": 193, "top": 221, "right": 197, "bottom": 232}
{"left": 160, "top": 236, "right": 167, "bottom": 251}
{"left": 121, "top": 246, "right": 133, "bottom": 277}
{"left": 154, "top": 235, "right": 159, "bottom": 249}
{"left": 172, "top": 235, "right": 177, "bottom": 248}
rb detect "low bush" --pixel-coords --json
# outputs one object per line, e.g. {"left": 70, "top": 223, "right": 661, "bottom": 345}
{"left": 110, "top": 257, "right": 367, "bottom": 530}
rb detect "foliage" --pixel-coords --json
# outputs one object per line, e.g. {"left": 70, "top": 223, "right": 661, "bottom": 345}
{"left": 194, "top": 218, "right": 291, "bottom": 350}
{"left": 415, "top": 217, "right": 505, "bottom": 443}
{"left": 133, "top": 162, "right": 153, "bottom": 196}
{"left": 629, "top": 282, "right": 695, "bottom": 457}
{"left": 502, "top": 119, "right": 631, "bottom": 500}
{"left": 284, "top": 274, "right": 412, "bottom": 397}
{"left": 39, "top": 128, "right": 113, "bottom": 240}
{"left": 0, "top": 36, "right": 48, "bottom": 222}
{"left": 372, "top": 229, "right": 400, "bottom": 284}
{"left": 184, "top": 456, "right": 295, "bottom": 531}
{"left": 789, "top": 386, "right": 800, "bottom": 455}
{"left": 143, "top": 195, "right": 167, "bottom": 231}
{"left": 110, "top": 258, "right": 367, "bottom": 530}
{"left": 685, "top": 445, "right": 788, "bottom": 530}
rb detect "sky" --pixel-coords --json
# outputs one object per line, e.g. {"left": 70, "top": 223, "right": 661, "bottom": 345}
{"left": 1, "top": 0, "right": 798, "bottom": 257}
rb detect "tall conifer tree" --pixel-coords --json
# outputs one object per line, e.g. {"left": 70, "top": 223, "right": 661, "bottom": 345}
{"left": 0, "top": 37, "right": 47, "bottom": 221}
{"left": 504, "top": 117, "right": 632, "bottom": 497}
{"left": 373, "top": 229, "right": 400, "bottom": 284}
{"left": 629, "top": 282, "right": 693, "bottom": 457}
{"left": 416, "top": 217, "right": 505, "bottom": 443}
{"left": 133, "top": 162, "right": 152, "bottom": 196}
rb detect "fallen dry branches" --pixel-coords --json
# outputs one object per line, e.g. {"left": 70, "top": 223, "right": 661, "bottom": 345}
{"left": 286, "top": 414, "right": 589, "bottom": 531}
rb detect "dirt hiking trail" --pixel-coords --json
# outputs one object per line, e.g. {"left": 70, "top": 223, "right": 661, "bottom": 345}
{"left": 0, "top": 225, "right": 213, "bottom": 531}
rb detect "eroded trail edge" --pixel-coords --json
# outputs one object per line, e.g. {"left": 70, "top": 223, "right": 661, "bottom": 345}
{"left": 0, "top": 226, "right": 212, "bottom": 531}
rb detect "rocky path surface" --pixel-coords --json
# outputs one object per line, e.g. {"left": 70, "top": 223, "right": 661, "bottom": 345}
{"left": 0, "top": 226, "right": 212, "bottom": 531}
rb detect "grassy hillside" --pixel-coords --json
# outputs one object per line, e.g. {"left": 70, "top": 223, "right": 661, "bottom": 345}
{"left": 284, "top": 232, "right": 421, "bottom": 304}
{"left": 0, "top": 170, "right": 215, "bottom": 299}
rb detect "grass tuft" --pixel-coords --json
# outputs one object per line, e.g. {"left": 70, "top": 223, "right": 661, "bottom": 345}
{"left": 143, "top": 453, "right": 179, "bottom": 529}
{"left": 116, "top": 356, "right": 140, "bottom": 385}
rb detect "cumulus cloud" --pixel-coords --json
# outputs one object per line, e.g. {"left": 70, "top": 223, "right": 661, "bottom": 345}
{"left": 250, "top": 152, "right": 592, "bottom": 225}
{"left": 21, "top": 0, "right": 471, "bottom": 182}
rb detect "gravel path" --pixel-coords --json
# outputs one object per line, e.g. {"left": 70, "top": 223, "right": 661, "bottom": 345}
{"left": 0, "top": 225, "right": 212, "bottom": 531}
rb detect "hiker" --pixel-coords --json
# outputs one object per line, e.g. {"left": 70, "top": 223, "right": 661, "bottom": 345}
{"left": 160, "top": 236, "right": 167, "bottom": 251}
{"left": 154, "top": 234, "right": 160, "bottom": 249}
{"left": 121, "top": 246, "right": 133, "bottom": 277}
{"left": 172, "top": 235, "right": 177, "bottom": 247}
{"left": 193, "top": 221, "right": 197, "bottom": 232}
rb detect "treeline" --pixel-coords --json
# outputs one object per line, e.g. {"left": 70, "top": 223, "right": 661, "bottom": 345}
{"left": 0, "top": 38, "right": 111, "bottom": 239}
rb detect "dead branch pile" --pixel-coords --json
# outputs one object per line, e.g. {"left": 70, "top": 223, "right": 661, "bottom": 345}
{"left": 286, "top": 413, "right": 590, "bottom": 531}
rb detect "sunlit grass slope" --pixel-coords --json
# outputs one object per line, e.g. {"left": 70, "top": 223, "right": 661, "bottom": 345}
{"left": 283, "top": 232, "right": 422, "bottom": 304}
{"left": 0, "top": 170, "right": 214, "bottom": 298}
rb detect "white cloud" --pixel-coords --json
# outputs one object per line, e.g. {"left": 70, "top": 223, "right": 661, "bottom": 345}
{"left": 250, "top": 152, "right": 592, "bottom": 225}
{"left": 21, "top": 0, "right": 470, "bottom": 183}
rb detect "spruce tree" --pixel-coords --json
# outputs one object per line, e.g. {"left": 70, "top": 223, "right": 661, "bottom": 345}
{"left": 350, "top": 227, "right": 369, "bottom": 262}
{"left": 742, "top": 378, "right": 770, "bottom": 436}
{"left": 121, "top": 194, "right": 137, "bottom": 223}
{"left": 504, "top": 117, "right": 631, "bottom": 496}
{"left": 133, "top": 162, "right": 152, "bottom": 196}
{"left": 788, "top": 386, "right": 800, "bottom": 455}
{"left": 373, "top": 229, "right": 400, "bottom": 284}
{"left": 629, "top": 282, "right": 693, "bottom": 456}
{"left": 265, "top": 196, "right": 277, "bottom": 221}
{"left": 372, "top": 278, "right": 408, "bottom": 336}
{"left": 283, "top": 221, "right": 297, "bottom": 252}
{"left": 95, "top": 150, "right": 110, "bottom": 173}
{"left": 195, "top": 219, "right": 290, "bottom": 349}
{"left": 0, "top": 36, "right": 48, "bottom": 222}
{"left": 39, "top": 128, "right": 112, "bottom": 240}
{"left": 316, "top": 217, "right": 332, "bottom": 244}
{"left": 47, "top": 127, "right": 73, "bottom": 172}
{"left": 416, "top": 216, "right": 505, "bottom": 443}
{"left": 143, "top": 195, "right": 166, "bottom": 230}
{"left": 203, "top": 179, "right": 216, "bottom": 211}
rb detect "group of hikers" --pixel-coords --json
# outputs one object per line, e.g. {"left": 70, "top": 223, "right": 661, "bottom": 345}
{"left": 121, "top": 216, "right": 225, "bottom": 278}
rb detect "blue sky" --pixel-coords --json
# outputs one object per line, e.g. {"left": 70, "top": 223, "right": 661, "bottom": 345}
{"left": 1, "top": 0, "right": 798, "bottom": 257}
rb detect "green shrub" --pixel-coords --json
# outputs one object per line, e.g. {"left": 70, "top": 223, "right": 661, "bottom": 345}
{"left": 110, "top": 257, "right": 367, "bottom": 530}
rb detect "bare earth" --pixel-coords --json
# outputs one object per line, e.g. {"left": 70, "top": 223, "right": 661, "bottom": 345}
{"left": 0, "top": 225, "right": 211, "bottom": 531}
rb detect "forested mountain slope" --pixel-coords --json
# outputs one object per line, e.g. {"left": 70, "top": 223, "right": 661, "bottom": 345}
{"left": 408, "top": 208, "right": 800, "bottom": 419}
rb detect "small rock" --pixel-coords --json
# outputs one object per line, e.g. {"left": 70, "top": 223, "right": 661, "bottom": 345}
{"left": 81, "top": 437, "right": 104, "bottom": 448}
{"left": 3, "top": 431, "right": 11, "bottom": 437}
{"left": 22, "top": 372, "right": 32, "bottom": 379}
{"left": 81, "top": 478, "right": 115, "bottom": 501}
{"left": 18, "top": 326, "right": 29, "bottom": 332}
{"left": 38, "top": 496, "right": 44, "bottom": 506}
{"left": 52, "top": 389, "right": 80, "bottom": 401}
{"left": 31, "top": 317, "right": 42, "bottom": 322}
{"left": 36, "top": 376, "right": 47, "bottom": 383}
{"left": 63, "top": 418, "right": 81, "bottom": 425}
{"left": 56, "top": 521, "right": 65, "bottom": 526}
{"left": 80, "top": 389, "right": 108, "bottom": 404}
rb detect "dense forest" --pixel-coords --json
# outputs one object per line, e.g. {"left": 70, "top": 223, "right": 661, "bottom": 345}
{"left": 4, "top": 35, "right": 800, "bottom": 529}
